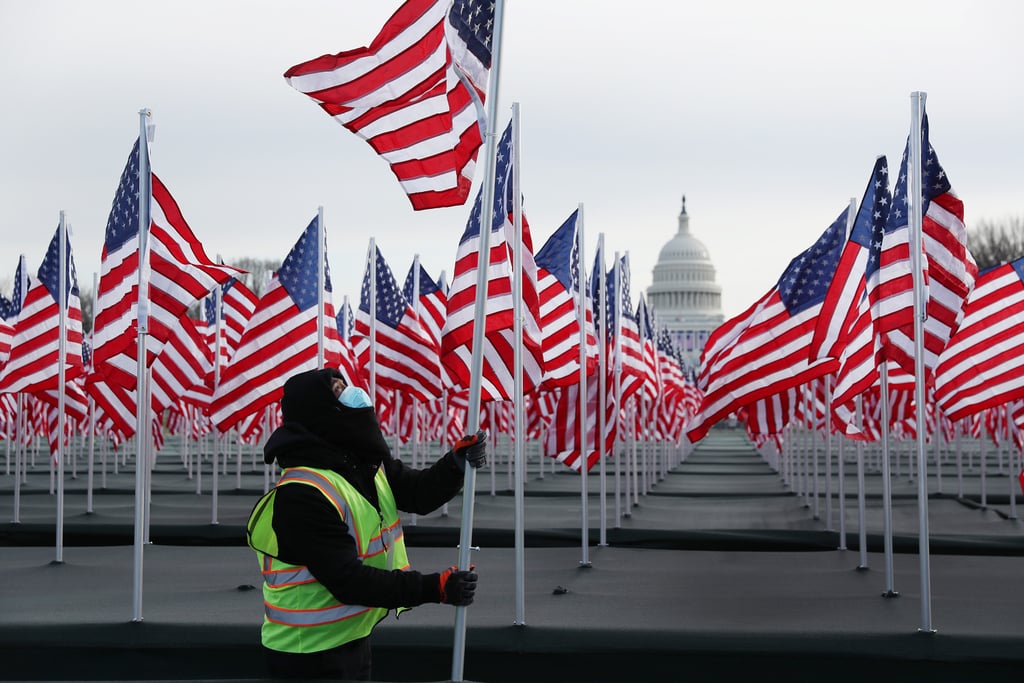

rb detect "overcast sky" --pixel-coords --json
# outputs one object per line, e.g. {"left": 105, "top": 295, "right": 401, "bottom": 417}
{"left": 1, "top": 0, "right": 1021, "bottom": 319}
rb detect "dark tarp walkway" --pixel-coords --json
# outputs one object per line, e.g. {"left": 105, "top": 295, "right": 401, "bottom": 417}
{"left": 2, "top": 428, "right": 1023, "bottom": 681}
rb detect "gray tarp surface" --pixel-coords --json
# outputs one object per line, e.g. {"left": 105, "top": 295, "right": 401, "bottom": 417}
{"left": 2, "top": 429, "right": 1023, "bottom": 681}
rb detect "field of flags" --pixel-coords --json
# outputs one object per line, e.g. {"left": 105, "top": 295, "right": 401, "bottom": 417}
{"left": 0, "top": 114, "right": 704, "bottom": 480}
{"left": 693, "top": 103, "right": 1024, "bottom": 470}
{"left": 3, "top": 4, "right": 1024, "bottom": 673}
{"left": 2, "top": 0, "right": 1023, "bottom": 500}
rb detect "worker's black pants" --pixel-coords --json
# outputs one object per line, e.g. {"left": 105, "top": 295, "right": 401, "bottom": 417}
{"left": 264, "top": 636, "right": 372, "bottom": 680}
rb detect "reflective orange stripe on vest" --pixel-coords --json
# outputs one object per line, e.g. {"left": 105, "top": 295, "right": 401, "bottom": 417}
{"left": 264, "top": 600, "right": 372, "bottom": 626}
{"left": 261, "top": 555, "right": 315, "bottom": 588}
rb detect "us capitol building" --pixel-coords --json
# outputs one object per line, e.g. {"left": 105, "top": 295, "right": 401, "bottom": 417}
{"left": 645, "top": 196, "right": 724, "bottom": 372}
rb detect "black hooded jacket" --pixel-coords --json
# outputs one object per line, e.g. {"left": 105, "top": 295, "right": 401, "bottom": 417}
{"left": 261, "top": 368, "right": 466, "bottom": 609}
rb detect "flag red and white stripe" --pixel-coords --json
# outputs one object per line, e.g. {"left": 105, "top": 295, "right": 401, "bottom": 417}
{"left": 211, "top": 216, "right": 343, "bottom": 431}
{"left": 353, "top": 244, "right": 442, "bottom": 402}
{"left": 934, "top": 258, "right": 1024, "bottom": 421}
{"left": 0, "top": 227, "right": 84, "bottom": 396}
{"left": 440, "top": 119, "right": 543, "bottom": 400}
{"left": 284, "top": 0, "right": 492, "bottom": 211}
{"left": 91, "top": 138, "right": 240, "bottom": 388}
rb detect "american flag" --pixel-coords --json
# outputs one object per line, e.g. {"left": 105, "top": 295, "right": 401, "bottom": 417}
{"left": 608, "top": 254, "right": 645, "bottom": 402}
{"left": 652, "top": 329, "right": 690, "bottom": 444}
{"left": 827, "top": 160, "right": 894, "bottom": 428}
{"left": 542, "top": 375, "right": 616, "bottom": 472}
{"left": 688, "top": 208, "right": 848, "bottom": 442}
{"left": 91, "top": 138, "right": 239, "bottom": 389}
{"left": 809, "top": 156, "right": 891, "bottom": 363}
{"left": 695, "top": 290, "right": 773, "bottom": 393}
{"left": 13, "top": 255, "right": 29, "bottom": 314}
{"left": 655, "top": 327, "right": 686, "bottom": 401}
{"left": 934, "top": 258, "right": 1024, "bottom": 421}
{"left": 86, "top": 376, "right": 136, "bottom": 442}
{"left": 403, "top": 260, "right": 455, "bottom": 391}
{"left": 40, "top": 390, "right": 89, "bottom": 464}
{"left": 403, "top": 261, "right": 448, "bottom": 346}
{"left": 211, "top": 215, "right": 343, "bottom": 431}
{"left": 0, "top": 226, "right": 84, "bottom": 395}
{"left": 635, "top": 294, "right": 659, "bottom": 404}
{"left": 440, "top": 118, "right": 543, "bottom": 401}
{"left": 738, "top": 386, "right": 799, "bottom": 439}
{"left": 284, "top": 0, "right": 492, "bottom": 211}
{"left": 870, "top": 113, "right": 977, "bottom": 382}
{"left": 353, "top": 244, "right": 442, "bottom": 402}
{"left": 150, "top": 316, "right": 211, "bottom": 415}
{"left": 446, "top": 0, "right": 492, "bottom": 96}
{"left": 534, "top": 209, "right": 597, "bottom": 389}
{"left": 333, "top": 297, "right": 365, "bottom": 388}
{"left": 205, "top": 277, "right": 259, "bottom": 374}
{"left": 2, "top": 255, "right": 29, "bottom": 323}
{"left": 0, "top": 319, "right": 12, "bottom": 367}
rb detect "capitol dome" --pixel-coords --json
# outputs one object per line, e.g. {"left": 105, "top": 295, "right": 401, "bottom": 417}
{"left": 646, "top": 196, "right": 724, "bottom": 368}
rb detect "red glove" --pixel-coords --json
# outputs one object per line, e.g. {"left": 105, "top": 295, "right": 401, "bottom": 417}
{"left": 438, "top": 565, "right": 478, "bottom": 606}
{"left": 453, "top": 430, "right": 487, "bottom": 469}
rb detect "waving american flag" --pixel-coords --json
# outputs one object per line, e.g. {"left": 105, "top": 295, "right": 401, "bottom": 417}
{"left": 688, "top": 208, "right": 848, "bottom": 442}
{"left": 0, "top": 225, "right": 84, "bottom": 395}
{"left": 211, "top": 215, "right": 343, "bottom": 431}
{"left": 354, "top": 244, "right": 442, "bottom": 402}
{"left": 284, "top": 0, "right": 493, "bottom": 210}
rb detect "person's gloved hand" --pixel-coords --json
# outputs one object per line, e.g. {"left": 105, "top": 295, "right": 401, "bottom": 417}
{"left": 452, "top": 430, "right": 487, "bottom": 470}
{"left": 438, "top": 566, "right": 478, "bottom": 606}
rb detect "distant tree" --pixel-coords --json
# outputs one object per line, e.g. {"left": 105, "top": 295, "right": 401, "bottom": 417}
{"left": 967, "top": 216, "right": 1024, "bottom": 272}
{"left": 80, "top": 288, "right": 93, "bottom": 334}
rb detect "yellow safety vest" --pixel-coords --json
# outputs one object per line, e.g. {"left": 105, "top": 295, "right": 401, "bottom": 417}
{"left": 246, "top": 465, "right": 410, "bottom": 654}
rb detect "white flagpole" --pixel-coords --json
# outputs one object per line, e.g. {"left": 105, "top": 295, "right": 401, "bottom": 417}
{"left": 12, "top": 394, "right": 24, "bottom": 523}
{"left": 596, "top": 234, "right": 608, "bottom": 547}
{"left": 576, "top": 204, "right": 591, "bottom": 567}
{"left": 909, "top": 90, "right": 934, "bottom": 633}
{"left": 824, "top": 375, "right": 833, "bottom": 531}
{"left": 317, "top": 206, "right": 326, "bottom": 369}
{"left": 87, "top": 273, "right": 98, "bottom": 514}
{"left": 368, "top": 239, "right": 377, "bottom": 401}
{"left": 854, "top": 394, "right": 869, "bottom": 571}
{"left": 55, "top": 210, "right": 68, "bottom": 565}
{"left": 410, "top": 256, "right": 422, "bottom": 526}
{"left": 1007, "top": 405, "right": 1018, "bottom": 519}
{"left": 837, "top": 430, "right": 847, "bottom": 551}
{"left": 612, "top": 252, "right": 623, "bottom": 526}
{"left": 809, "top": 382, "right": 820, "bottom": 520}
{"left": 510, "top": 102, "right": 526, "bottom": 627}
{"left": 411, "top": 258, "right": 422, "bottom": 441}
{"left": 452, "top": 2, "right": 507, "bottom": 679}
{"left": 879, "top": 363, "right": 898, "bottom": 597}
{"left": 211, "top": 285, "right": 223, "bottom": 526}
{"left": 132, "top": 108, "right": 153, "bottom": 622}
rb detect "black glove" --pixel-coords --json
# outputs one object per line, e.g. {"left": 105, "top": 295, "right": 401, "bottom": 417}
{"left": 438, "top": 566, "right": 478, "bottom": 606}
{"left": 452, "top": 430, "right": 487, "bottom": 470}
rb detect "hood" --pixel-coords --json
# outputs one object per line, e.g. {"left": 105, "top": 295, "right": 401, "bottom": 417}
{"left": 264, "top": 367, "right": 391, "bottom": 475}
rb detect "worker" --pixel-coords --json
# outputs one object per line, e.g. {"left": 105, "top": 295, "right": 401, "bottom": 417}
{"left": 247, "top": 367, "right": 486, "bottom": 680}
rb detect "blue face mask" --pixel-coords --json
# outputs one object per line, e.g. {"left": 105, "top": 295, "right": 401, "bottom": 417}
{"left": 338, "top": 386, "right": 373, "bottom": 409}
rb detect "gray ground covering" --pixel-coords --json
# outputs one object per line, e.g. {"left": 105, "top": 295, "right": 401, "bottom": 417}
{"left": 2, "top": 428, "right": 1023, "bottom": 681}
